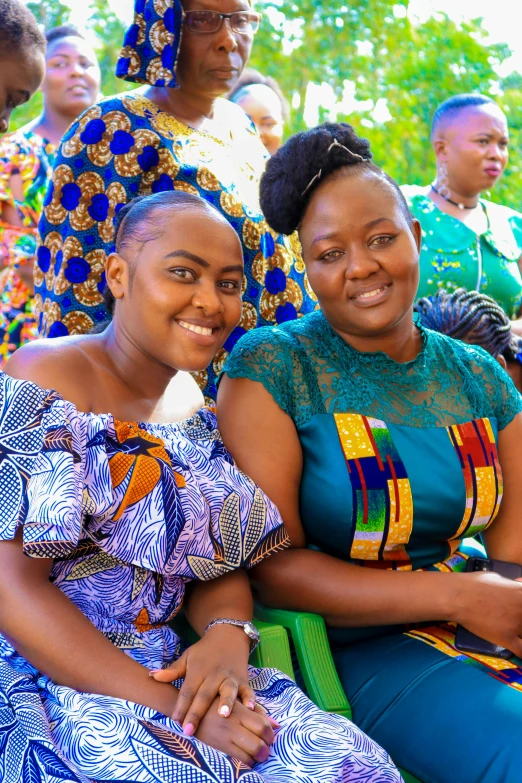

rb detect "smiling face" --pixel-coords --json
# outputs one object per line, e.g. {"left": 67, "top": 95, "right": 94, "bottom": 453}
{"left": 0, "top": 49, "right": 45, "bottom": 133}
{"left": 299, "top": 169, "right": 422, "bottom": 343}
{"left": 234, "top": 84, "right": 284, "bottom": 155}
{"left": 434, "top": 104, "right": 509, "bottom": 197}
{"left": 43, "top": 36, "right": 100, "bottom": 119}
{"left": 106, "top": 205, "right": 244, "bottom": 373}
{"left": 176, "top": 0, "right": 254, "bottom": 98}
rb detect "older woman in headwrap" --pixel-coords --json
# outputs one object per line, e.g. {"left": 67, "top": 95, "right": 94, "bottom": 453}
{"left": 36, "top": 0, "right": 316, "bottom": 402}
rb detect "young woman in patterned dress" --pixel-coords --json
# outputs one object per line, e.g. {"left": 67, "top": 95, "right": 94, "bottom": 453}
{"left": 0, "top": 190, "right": 401, "bottom": 782}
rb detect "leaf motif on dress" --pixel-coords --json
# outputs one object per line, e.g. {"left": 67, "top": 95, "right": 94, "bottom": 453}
{"left": 0, "top": 715, "right": 16, "bottom": 758}
{"left": 243, "top": 488, "right": 266, "bottom": 560}
{"left": 138, "top": 720, "right": 204, "bottom": 768}
{"left": 231, "top": 757, "right": 252, "bottom": 778}
{"left": 218, "top": 491, "right": 242, "bottom": 568}
{"left": 31, "top": 742, "right": 80, "bottom": 780}
{"left": 131, "top": 566, "right": 149, "bottom": 602}
{"left": 42, "top": 425, "right": 81, "bottom": 463}
{"left": 187, "top": 555, "right": 231, "bottom": 581}
{"left": 160, "top": 468, "right": 185, "bottom": 560}
{"left": 243, "top": 524, "right": 290, "bottom": 569}
{"left": 65, "top": 550, "right": 124, "bottom": 581}
{"left": 22, "top": 749, "right": 43, "bottom": 783}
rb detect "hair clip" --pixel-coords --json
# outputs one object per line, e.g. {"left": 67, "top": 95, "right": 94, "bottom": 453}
{"left": 301, "top": 138, "right": 368, "bottom": 197}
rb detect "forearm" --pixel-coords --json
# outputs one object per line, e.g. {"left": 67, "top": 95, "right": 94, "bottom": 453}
{"left": 184, "top": 570, "right": 253, "bottom": 637}
{"left": 252, "top": 548, "right": 462, "bottom": 628}
{"left": 0, "top": 539, "right": 178, "bottom": 716}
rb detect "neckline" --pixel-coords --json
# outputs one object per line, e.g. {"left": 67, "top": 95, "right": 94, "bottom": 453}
{"left": 317, "top": 310, "right": 428, "bottom": 368}
{"left": 131, "top": 94, "right": 234, "bottom": 147}
{"left": 5, "top": 373, "right": 212, "bottom": 430}
{"left": 414, "top": 189, "right": 490, "bottom": 238}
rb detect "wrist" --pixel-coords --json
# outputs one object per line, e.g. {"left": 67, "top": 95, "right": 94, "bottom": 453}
{"left": 441, "top": 572, "right": 470, "bottom": 624}
{"left": 205, "top": 621, "right": 252, "bottom": 653}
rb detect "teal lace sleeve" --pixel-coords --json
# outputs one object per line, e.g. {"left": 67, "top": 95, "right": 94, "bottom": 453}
{"left": 223, "top": 325, "right": 307, "bottom": 422}
{"left": 452, "top": 341, "right": 522, "bottom": 430}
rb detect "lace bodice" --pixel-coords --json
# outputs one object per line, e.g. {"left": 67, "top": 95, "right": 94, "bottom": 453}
{"left": 224, "top": 311, "right": 522, "bottom": 430}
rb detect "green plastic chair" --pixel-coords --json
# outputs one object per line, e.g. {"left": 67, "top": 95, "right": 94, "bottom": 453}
{"left": 254, "top": 604, "right": 422, "bottom": 783}
{"left": 170, "top": 613, "right": 294, "bottom": 679}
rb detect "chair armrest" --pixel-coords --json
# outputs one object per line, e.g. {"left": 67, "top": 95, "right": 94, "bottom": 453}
{"left": 254, "top": 604, "right": 352, "bottom": 719}
{"left": 170, "top": 614, "right": 294, "bottom": 679}
{"left": 250, "top": 619, "right": 295, "bottom": 679}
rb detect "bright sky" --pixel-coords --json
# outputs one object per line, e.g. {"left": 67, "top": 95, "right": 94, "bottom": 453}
{"left": 66, "top": 0, "right": 522, "bottom": 76}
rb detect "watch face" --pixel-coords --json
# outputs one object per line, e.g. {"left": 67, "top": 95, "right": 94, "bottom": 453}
{"left": 244, "top": 622, "right": 260, "bottom": 641}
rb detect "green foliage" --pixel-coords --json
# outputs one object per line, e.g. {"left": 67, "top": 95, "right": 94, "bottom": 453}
{"left": 87, "top": 0, "right": 127, "bottom": 100}
{"left": 27, "top": 0, "right": 70, "bottom": 29}
{"left": 8, "top": 0, "right": 522, "bottom": 207}
{"left": 250, "top": 2, "right": 522, "bottom": 207}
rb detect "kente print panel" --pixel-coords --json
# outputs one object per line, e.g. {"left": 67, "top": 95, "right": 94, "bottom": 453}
{"left": 334, "top": 414, "right": 414, "bottom": 566}
{"left": 446, "top": 417, "right": 502, "bottom": 542}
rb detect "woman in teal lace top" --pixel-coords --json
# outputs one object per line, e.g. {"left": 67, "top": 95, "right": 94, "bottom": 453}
{"left": 218, "top": 122, "right": 522, "bottom": 783}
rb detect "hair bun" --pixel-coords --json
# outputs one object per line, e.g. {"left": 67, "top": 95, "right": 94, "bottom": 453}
{"left": 260, "top": 123, "right": 372, "bottom": 235}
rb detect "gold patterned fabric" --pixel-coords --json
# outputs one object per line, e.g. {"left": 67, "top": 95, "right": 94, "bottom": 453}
{"left": 116, "top": 0, "right": 184, "bottom": 89}
{"left": 37, "top": 93, "right": 316, "bottom": 401}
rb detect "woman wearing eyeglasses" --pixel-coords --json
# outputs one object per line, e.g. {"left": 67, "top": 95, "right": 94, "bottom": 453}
{"left": 37, "top": 0, "right": 316, "bottom": 403}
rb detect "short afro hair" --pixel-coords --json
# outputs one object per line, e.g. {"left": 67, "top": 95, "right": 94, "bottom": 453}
{"left": 260, "top": 122, "right": 413, "bottom": 236}
{"left": 46, "top": 25, "right": 85, "bottom": 47}
{"left": 431, "top": 94, "right": 498, "bottom": 138}
{"left": 0, "top": 0, "right": 45, "bottom": 56}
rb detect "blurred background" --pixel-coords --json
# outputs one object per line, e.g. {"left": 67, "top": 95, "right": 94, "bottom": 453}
{"left": 15, "top": 0, "right": 522, "bottom": 205}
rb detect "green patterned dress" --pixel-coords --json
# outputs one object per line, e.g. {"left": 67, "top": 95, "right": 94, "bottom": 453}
{"left": 404, "top": 185, "right": 522, "bottom": 318}
{"left": 224, "top": 310, "right": 522, "bottom": 783}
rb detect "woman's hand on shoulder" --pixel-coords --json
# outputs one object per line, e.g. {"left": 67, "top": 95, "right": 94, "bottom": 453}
{"left": 4, "top": 338, "right": 91, "bottom": 410}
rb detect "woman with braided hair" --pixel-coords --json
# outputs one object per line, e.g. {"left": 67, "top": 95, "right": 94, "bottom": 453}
{"left": 218, "top": 121, "right": 522, "bottom": 783}
{"left": 415, "top": 288, "right": 522, "bottom": 392}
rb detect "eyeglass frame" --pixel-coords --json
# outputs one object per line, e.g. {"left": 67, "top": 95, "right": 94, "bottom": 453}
{"left": 182, "top": 10, "right": 262, "bottom": 36}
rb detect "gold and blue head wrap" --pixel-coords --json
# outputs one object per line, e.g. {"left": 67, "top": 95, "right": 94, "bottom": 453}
{"left": 116, "top": 0, "right": 183, "bottom": 88}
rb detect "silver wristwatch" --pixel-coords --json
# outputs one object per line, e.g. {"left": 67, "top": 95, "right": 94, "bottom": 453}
{"left": 204, "top": 618, "right": 260, "bottom": 653}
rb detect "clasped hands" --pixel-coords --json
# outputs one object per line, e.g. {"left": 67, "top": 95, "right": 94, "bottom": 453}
{"left": 150, "top": 623, "right": 279, "bottom": 767}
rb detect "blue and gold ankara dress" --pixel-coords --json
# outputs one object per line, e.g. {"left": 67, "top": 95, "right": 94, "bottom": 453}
{"left": 0, "top": 373, "right": 402, "bottom": 783}
{"left": 36, "top": 93, "right": 316, "bottom": 401}
{"left": 224, "top": 311, "right": 522, "bottom": 783}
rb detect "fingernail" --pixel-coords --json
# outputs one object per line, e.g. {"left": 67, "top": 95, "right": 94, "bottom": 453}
{"left": 148, "top": 670, "right": 161, "bottom": 676}
{"left": 268, "top": 717, "right": 281, "bottom": 729}
{"left": 183, "top": 723, "right": 195, "bottom": 736}
{"left": 248, "top": 701, "right": 255, "bottom": 710}
{"left": 219, "top": 705, "right": 230, "bottom": 717}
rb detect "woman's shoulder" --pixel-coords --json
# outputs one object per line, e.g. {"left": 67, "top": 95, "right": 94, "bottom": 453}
{"left": 4, "top": 336, "right": 94, "bottom": 411}
{"left": 229, "top": 312, "right": 321, "bottom": 360}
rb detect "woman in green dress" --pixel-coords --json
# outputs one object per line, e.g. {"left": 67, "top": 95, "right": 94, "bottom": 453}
{"left": 402, "top": 94, "right": 522, "bottom": 327}
{"left": 218, "top": 122, "right": 522, "bottom": 783}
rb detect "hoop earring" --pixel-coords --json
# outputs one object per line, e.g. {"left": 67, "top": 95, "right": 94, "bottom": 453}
{"left": 436, "top": 162, "right": 451, "bottom": 200}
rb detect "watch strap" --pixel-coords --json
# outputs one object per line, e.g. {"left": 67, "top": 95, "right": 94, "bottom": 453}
{"left": 204, "top": 618, "right": 260, "bottom": 653}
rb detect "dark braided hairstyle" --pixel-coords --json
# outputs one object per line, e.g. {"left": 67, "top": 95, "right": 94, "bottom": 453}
{"left": 90, "top": 190, "right": 214, "bottom": 333}
{"left": 259, "top": 122, "right": 414, "bottom": 236}
{"left": 414, "top": 288, "right": 522, "bottom": 364}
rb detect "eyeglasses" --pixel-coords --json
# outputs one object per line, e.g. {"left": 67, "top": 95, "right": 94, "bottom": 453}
{"left": 183, "top": 11, "right": 262, "bottom": 36}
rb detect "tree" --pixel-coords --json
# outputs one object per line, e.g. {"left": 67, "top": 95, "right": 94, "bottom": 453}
{"left": 27, "top": 0, "right": 70, "bottom": 29}
{"left": 249, "top": 2, "right": 521, "bottom": 205}
{"left": 87, "top": 0, "right": 127, "bottom": 100}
